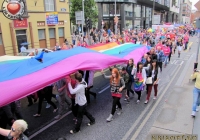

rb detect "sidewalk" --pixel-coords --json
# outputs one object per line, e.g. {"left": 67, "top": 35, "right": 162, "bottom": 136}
{"left": 146, "top": 37, "right": 200, "bottom": 139}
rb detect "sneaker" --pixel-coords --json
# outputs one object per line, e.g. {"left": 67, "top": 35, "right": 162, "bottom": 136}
{"left": 117, "top": 109, "right": 122, "bottom": 115}
{"left": 136, "top": 100, "right": 140, "bottom": 104}
{"left": 46, "top": 103, "right": 51, "bottom": 109}
{"left": 191, "top": 111, "right": 196, "bottom": 117}
{"left": 70, "top": 129, "right": 80, "bottom": 134}
{"left": 124, "top": 98, "right": 127, "bottom": 101}
{"left": 54, "top": 115, "right": 61, "bottom": 120}
{"left": 33, "top": 114, "right": 41, "bottom": 117}
{"left": 144, "top": 100, "right": 149, "bottom": 104}
{"left": 106, "top": 114, "right": 113, "bottom": 122}
{"left": 87, "top": 120, "right": 95, "bottom": 126}
{"left": 153, "top": 96, "right": 157, "bottom": 100}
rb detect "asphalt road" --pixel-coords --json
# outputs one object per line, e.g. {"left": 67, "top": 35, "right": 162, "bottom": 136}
{"left": 16, "top": 36, "right": 197, "bottom": 140}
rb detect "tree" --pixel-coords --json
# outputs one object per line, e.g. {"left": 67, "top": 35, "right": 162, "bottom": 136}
{"left": 70, "top": 0, "right": 98, "bottom": 26}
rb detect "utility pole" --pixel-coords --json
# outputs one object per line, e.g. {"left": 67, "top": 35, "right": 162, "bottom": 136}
{"left": 115, "top": 0, "right": 117, "bottom": 34}
{"left": 152, "top": 0, "right": 155, "bottom": 26}
{"left": 194, "top": 18, "right": 200, "bottom": 70}
{"left": 82, "top": 0, "right": 85, "bottom": 36}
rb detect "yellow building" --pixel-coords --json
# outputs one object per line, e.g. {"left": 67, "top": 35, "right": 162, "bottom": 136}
{"left": 0, "top": 0, "right": 71, "bottom": 56}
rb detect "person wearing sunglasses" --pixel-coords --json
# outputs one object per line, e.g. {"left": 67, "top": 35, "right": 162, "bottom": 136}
{"left": 0, "top": 119, "right": 28, "bottom": 140}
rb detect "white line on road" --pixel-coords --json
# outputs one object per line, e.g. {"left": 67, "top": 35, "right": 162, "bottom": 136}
{"left": 29, "top": 111, "right": 72, "bottom": 139}
{"left": 171, "top": 60, "right": 177, "bottom": 64}
{"left": 130, "top": 65, "right": 181, "bottom": 140}
{"left": 98, "top": 85, "right": 110, "bottom": 94}
{"left": 121, "top": 66, "right": 180, "bottom": 140}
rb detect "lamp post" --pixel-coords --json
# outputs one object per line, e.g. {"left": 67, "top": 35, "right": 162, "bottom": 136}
{"left": 194, "top": 18, "right": 200, "bottom": 70}
{"left": 115, "top": 0, "right": 117, "bottom": 34}
{"left": 82, "top": 0, "right": 85, "bottom": 36}
{"left": 152, "top": 0, "right": 155, "bottom": 26}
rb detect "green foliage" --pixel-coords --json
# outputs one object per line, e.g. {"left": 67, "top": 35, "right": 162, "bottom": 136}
{"left": 70, "top": 0, "right": 98, "bottom": 25}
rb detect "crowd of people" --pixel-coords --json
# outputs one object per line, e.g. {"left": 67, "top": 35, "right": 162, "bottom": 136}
{"left": 0, "top": 24, "right": 199, "bottom": 140}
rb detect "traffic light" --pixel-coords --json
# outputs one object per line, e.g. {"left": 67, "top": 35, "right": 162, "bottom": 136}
{"left": 86, "top": 19, "right": 90, "bottom": 29}
{"left": 89, "top": 19, "right": 92, "bottom": 29}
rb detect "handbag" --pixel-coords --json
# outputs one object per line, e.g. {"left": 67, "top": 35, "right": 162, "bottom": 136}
{"left": 146, "top": 77, "right": 153, "bottom": 84}
{"left": 52, "top": 86, "right": 59, "bottom": 95}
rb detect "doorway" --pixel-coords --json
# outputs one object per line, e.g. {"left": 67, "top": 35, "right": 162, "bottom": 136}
{"left": 143, "top": 20, "right": 146, "bottom": 29}
{"left": 16, "top": 30, "right": 27, "bottom": 53}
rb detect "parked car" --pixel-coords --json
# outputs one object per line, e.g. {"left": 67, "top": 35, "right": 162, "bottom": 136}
{"left": 18, "top": 48, "right": 53, "bottom": 56}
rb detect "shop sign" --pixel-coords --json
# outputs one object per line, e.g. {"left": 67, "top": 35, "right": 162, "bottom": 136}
{"left": 37, "top": 21, "right": 45, "bottom": 27}
{"left": 13, "top": 18, "right": 28, "bottom": 28}
{"left": 2, "top": 0, "right": 25, "bottom": 20}
{"left": 58, "top": 21, "right": 64, "bottom": 25}
{"left": 46, "top": 12, "right": 58, "bottom": 25}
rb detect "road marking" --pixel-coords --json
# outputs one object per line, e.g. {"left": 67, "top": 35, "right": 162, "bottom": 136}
{"left": 171, "top": 60, "right": 177, "bottom": 64}
{"left": 122, "top": 67, "right": 178, "bottom": 140}
{"left": 29, "top": 111, "right": 72, "bottom": 139}
{"left": 98, "top": 85, "right": 110, "bottom": 94}
{"left": 130, "top": 65, "right": 181, "bottom": 140}
{"left": 185, "top": 42, "right": 193, "bottom": 52}
{"left": 121, "top": 86, "right": 165, "bottom": 140}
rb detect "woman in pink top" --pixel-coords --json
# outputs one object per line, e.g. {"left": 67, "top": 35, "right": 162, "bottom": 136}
{"left": 184, "top": 34, "right": 189, "bottom": 50}
{"left": 163, "top": 45, "right": 171, "bottom": 67}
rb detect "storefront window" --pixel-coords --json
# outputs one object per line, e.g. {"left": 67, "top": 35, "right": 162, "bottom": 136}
{"left": 134, "top": 20, "right": 141, "bottom": 29}
{"left": 103, "top": 4, "right": 109, "bottom": 16}
{"left": 109, "top": 4, "right": 120, "bottom": 16}
{"left": 142, "top": 6, "right": 145, "bottom": 18}
{"left": 125, "top": 4, "right": 133, "bottom": 17}
{"left": 134, "top": 5, "right": 141, "bottom": 17}
{"left": 125, "top": 20, "right": 133, "bottom": 29}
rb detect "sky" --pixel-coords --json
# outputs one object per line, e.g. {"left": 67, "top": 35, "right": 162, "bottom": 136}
{"left": 191, "top": 0, "right": 199, "bottom": 10}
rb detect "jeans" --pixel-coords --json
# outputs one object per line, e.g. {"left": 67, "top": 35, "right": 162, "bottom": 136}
{"left": 126, "top": 81, "right": 134, "bottom": 97}
{"left": 192, "top": 87, "right": 200, "bottom": 111}
{"left": 146, "top": 84, "right": 158, "bottom": 100}
{"left": 111, "top": 97, "right": 122, "bottom": 115}
{"left": 85, "top": 86, "right": 96, "bottom": 103}
{"left": 135, "top": 91, "right": 142, "bottom": 100}
{"left": 185, "top": 42, "right": 188, "bottom": 50}
{"left": 164, "top": 56, "right": 169, "bottom": 66}
{"left": 157, "top": 62, "right": 163, "bottom": 71}
{"left": 57, "top": 94, "right": 66, "bottom": 115}
{"left": 72, "top": 40, "right": 76, "bottom": 45}
{"left": 37, "top": 87, "right": 57, "bottom": 114}
{"left": 75, "top": 104, "right": 95, "bottom": 131}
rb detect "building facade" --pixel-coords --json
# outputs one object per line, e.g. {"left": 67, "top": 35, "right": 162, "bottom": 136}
{"left": 95, "top": 0, "right": 170, "bottom": 31}
{"left": 180, "top": 0, "right": 192, "bottom": 24}
{"left": 0, "top": 0, "right": 71, "bottom": 56}
{"left": 168, "top": 0, "right": 180, "bottom": 23}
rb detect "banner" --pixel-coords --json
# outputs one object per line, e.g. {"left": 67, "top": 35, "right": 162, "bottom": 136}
{"left": 46, "top": 12, "right": 58, "bottom": 25}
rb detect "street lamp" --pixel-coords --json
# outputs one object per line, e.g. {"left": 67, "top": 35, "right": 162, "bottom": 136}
{"left": 152, "top": 0, "right": 155, "bottom": 26}
{"left": 82, "top": 0, "right": 85, "bottom": 36}
{"left": 115, "top": 0, "right": 117, "bottom": 34}
{"left": 194, "top": 18, "right": 200, "bottom": 70}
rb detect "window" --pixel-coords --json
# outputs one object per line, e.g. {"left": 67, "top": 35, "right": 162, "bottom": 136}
{"left": 45, "top": 0, "right": 55, "bottom": 11}
{"left": 49, "top": 28, "right": 55, "bottom": 38}
{"left": 142, "top": 6, "right": 145, "bottom": 18}
{"left": 0, "top": 34, "right": 2, "bottom": 45}
{"left": 103, "top": 4, "right": 109, "bottom": 16}
{"left": 134, "top": 5, "right": 141, "bottom": 17}
{"left": 58, "top": 27, "right": 64, "bottom": 37}
{"left": 125, "top": 4, "right": 133, "bottom": 17}
{"left": 38, "top": 29, "right": 46, "bottom": 40}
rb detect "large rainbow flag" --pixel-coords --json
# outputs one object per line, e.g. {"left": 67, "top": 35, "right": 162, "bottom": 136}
{"left": 0, "top": 43, "right": 148, "bottom": 106}
{"left": 0, "top": 47, "right": 126, "bottom": 107}
{"left": 89, "top": 42, "right": 148, "bottom": 64}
